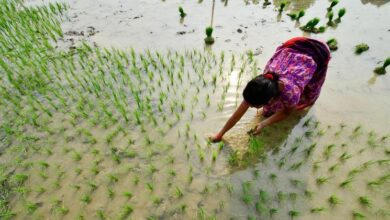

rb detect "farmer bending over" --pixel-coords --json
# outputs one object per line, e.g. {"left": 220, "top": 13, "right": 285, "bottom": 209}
{"left": 210, "top": 37, "right": 331, "bottom": 142}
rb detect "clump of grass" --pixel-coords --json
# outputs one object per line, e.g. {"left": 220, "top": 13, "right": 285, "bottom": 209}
{"left": 374, "top": 57, "right": 390, "bottom": 75}
{"left": 204, "top": 27, "right": 215, "bottom": 45}
{"left": 326, "top": 38, "right": 338, "bottom": 51}
{"left": 355, "top": 43, "right": 369, "bottom": 55}
{"left": 178, "top": 6, "right": 186, "bottom": 18}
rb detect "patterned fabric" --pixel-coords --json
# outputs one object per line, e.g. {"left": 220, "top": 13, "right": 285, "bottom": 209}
{"left": 261, "top": 39, "right": 330, "bottom": 117}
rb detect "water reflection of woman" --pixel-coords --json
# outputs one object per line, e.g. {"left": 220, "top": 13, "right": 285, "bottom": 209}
{"left": 211, "top": 37, "right": 331, "bottom": 142}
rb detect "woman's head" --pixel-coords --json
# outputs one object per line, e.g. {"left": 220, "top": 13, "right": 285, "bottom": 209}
{"left": 243, "top": 72, "right": 279, "bottom": 107}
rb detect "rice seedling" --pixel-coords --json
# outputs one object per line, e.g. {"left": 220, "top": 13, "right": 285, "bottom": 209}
{"left": 348, "top": 167, "right": 363, "bottom": 177}
{"left": 339, "top": 151, "right": 352, "bottom": 162}
{"left": 258, "top": 189, "right": 268, "bottom": 203}
{"left": 327, "top": 11, "right": 334, "bottom": 26}
{"left": 316, "top": 176, "right": 330, "bottom": 185}
{"left": 204, "top": 27, "right": 215, "bottom": 45}
{"left": 335, "top": 8, "right": 346, "bottom": 23}
{"left": 107, "top": 187, "right": 115, "bottom": 199}
{"left": 24, "top": 201, "right": 39, "bottom": 213}
{"left": 36, "top": 186, "right": 46, "bottom": 195}
{"left": 374, "top": 57, "right": 390, "bottom": 75}
{"left": 304, "top": 190, "right": 314, "bottom": 198}
{"left": 75, "top": 168, "right": 82, "bottom": 175}
{"left": 288, "top": 210, "right": 300, "bottom": 219}
{"left": 323, "top": 144, "right": 335, "bottom": 159}
{"left": 72, "top": 151, "right": 82, "bottom": 161}
{"left": 146, "top": 182, "right": 154, "bottom": 192}
{"left": 269, "top": 173, "right": 277, "bottom": 182}
{"left": 178, "top": 6, "right": 186, "bottom": 18}
{"left": 310, "top": 207, "right": 326, "bottom": 213}
{"left": 118, "top": 205, "right": 133, "bottom": 220}
{"left": 81, "top": 194, "right": 91, "bottom": 204}
{"left": 96, "top": 209, "right": 107, "bottom": 220}
{"left": 328, "top": 195, "right": 342, "bottom": 205}
{"left": 329, "top": 163, "right": 340, "bottom": 172}
{"left": 358, "top": 196, "right": 372, "bottom": 207}
{"left": 326, "top": 38, "right": 338, "bottom": 51}
{"left": 212, "top": 150, "right": 218, "bottom": 162}
{"left": 152, "top": 196, "right": 163, "bottom": 206}
{"left": 355, "top": 44, "right": 369, "bottom": 55}
{"left": 123, "top": 191, "right": 133, "bottom": 199}
{"left": 11, "top": 173, "right": 28, "bottom": 186}
{"left": 39, "top": 171, "right": 48, "bottom": 180}
{"left": 263, "top": 0, "right": 271, "bottom": 6}
{"left": 327, "top": 0, "right": 339, "bottom": 11}
{"left": 278, "top": 1, "right": 287, "bottom": 13}
{"left": 339, "top": 177, "right": 353, "bottom": 188}
{"left": 38, "top": 161, "right": 49, "bottom": 169}
{"left": 255, "top": 201, "right": 266, "bottom": 214}
{"left": 352, "top": 210, "right": 366, "bottom": 219}
{"left": 289, "top": 161, "right": 303, "bottom": 171}
{"left": 87, "top": 181, "right": 98, "bottom": 191}
{"left": 72, "top": 183, "right": 81, "bottom": 190}
{"left": 175, "top": 186, "right": 184, "bottom": 198}
{"left": 14, "top": 186, "right": 30, "bottom": 197}
{"left": 228, "top": 150, "right": 239, "bottom": 166}
{"left": 300, "top": 18, "right": 325, "bottom": 33}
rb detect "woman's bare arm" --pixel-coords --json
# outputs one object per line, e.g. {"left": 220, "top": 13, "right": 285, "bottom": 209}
{"left": 210, "top": 100, "right": 250, "bottom": 142}
{"left": 253, "top": 107, "right": 293, "bottom": 134}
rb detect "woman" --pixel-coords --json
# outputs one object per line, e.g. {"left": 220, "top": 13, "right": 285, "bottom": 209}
{"left": 210, "top": 37, "right": 331, "bottom": 142}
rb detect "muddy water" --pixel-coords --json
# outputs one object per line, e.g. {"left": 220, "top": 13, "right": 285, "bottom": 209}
{"left": 5, "top": 0, "right": 390, "bottom": 219}
{"left": 26, "top": 0, "right": 390, "bottom": 133}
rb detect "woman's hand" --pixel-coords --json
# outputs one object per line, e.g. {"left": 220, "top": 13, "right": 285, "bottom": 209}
{"left": 209, "top": 133, "right": 223, "bottom": 142}
{"left": 252, "top": 122, "right": 265, "bottom": 135}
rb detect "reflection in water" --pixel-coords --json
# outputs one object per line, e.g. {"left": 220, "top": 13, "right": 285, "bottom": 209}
{"left": 360, "top": 0, "right": 390, "bottom": 7}
{"left": 221, "top": 0, "right": 228, "bottom": 7}
{"left": 273, "top": 0, "right": 316, "bottom": 11}
{"left": 224, "top": 110, "right": 309, "bottom": 170}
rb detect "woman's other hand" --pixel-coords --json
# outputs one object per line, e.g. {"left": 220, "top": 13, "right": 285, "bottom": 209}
{"left": 252, "top": 122, "right": 265, "bottom": 135}
{"left": 209, "top": 133, "right": 223, "bottom": 142}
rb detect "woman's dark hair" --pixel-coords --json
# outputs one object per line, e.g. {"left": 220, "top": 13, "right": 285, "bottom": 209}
{"left": 243, "top": 72, "right": 279, "bottom": 106}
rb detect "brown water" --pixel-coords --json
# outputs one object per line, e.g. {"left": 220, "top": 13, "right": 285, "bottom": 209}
{"left": 4, "top": 0, "right": 390, "bottom": 219}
